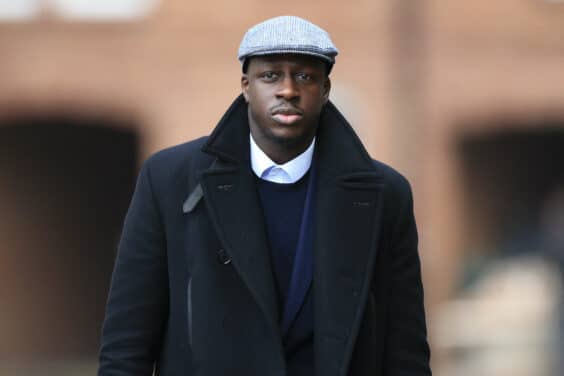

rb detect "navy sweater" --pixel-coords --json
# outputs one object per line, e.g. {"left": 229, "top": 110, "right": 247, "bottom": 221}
{"left": 256, "top": 173, "right": 315, "bottom": 376}
{"left": 255, "top": 173, "right": 309, "bottom": 305}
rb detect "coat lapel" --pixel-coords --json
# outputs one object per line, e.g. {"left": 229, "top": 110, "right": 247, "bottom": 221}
{"left": 313, "top": 103, "right": 386, "bottom": 376}
{"left": 200, "top": 160, "right": 282, "bottom": 334}
{"left": 198, "top": 95, "right": 282, "bottom": 344}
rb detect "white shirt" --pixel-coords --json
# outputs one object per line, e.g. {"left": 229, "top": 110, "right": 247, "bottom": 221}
{"left": 250, "top": 133, "right": 315, "bottom": 184}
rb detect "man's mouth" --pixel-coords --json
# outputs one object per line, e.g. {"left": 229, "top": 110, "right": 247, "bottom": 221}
{"left": 271, "top": 107, "right": 304, "bottom": 125}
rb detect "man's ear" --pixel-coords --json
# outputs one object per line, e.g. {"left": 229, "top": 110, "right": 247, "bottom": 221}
{"left": 241, "top": 74, "right": 249, "bottom": 102}
{"left": 322, "top": 77, "right": 331, "bottom": 104}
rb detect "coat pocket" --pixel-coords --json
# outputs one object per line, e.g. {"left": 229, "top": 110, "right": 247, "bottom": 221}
{"left": 187, "top": 277, "right": 193, "bottom": 347}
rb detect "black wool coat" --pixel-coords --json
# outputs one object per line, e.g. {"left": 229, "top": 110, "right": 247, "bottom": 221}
{"left": 98, "top": 95, "right": 432, "bottom": 376}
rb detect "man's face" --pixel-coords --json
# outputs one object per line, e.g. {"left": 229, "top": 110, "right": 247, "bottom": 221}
{"left": 241, "top": 54, "right": 331, "bottom": 160}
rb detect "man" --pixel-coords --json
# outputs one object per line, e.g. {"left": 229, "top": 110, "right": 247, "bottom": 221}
{"left": 98, "top": 16, "right": 431, "bottom": 376}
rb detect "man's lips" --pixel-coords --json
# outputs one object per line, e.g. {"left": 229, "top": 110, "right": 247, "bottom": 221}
{"left": 272, "top": 113, "right": 303, "bottom": 124}
{"left": 271, "top": 107, "right": 303, "bottom": 125}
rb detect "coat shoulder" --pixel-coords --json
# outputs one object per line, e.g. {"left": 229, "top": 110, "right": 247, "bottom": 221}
{"left": 142, "top": 137, "right": 213, "bottom": 181}
{"left": 145, "top": 136, "right": 209, "bottom": 168}
{"left": 138, "top": 137, "right": 214, "bottom": 205}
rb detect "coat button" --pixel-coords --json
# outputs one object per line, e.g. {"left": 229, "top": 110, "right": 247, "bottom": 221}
{"left": 217, "top": 249, "right": 232, "bottom": 265}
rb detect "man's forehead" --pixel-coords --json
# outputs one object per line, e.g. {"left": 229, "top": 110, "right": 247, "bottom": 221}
{"left": 249, "top": 54, "right": 327, "bottom": 67}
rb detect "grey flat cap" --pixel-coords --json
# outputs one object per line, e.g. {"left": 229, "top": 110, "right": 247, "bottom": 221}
{"left": 238, "top": 16, "right": 338, "bottom": 65}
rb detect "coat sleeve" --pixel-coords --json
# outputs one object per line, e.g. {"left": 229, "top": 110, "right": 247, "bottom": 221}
{"left": 383, "top": 180, "right": 432, "bottom": 375}
{"left": 98, "top": 159, "right": 169, "bottom": 376}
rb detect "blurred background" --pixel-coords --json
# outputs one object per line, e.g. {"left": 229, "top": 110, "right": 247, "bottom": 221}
{"left": 1, "top": 1, "right": 563, "bottom": 375}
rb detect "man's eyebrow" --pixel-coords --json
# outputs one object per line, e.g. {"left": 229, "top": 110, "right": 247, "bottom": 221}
{"left": 260, "top": 61, "right": 319, "bottom": 69}
{"left": 258, "top": 61, "right": 282, "bottom": 67}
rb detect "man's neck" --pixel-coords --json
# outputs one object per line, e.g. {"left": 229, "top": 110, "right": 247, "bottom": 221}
{"left": 249, "top": 133, "right": 315, "bottom": 165}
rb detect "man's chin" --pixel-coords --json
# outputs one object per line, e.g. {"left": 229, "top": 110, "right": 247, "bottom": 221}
{"left": 266, "top": 131, "right": 312, "bottom": 149}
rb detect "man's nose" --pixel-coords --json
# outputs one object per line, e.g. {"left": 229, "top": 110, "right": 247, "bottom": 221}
{"left": 276, "top": 76, "right": 299, "bottom": 100}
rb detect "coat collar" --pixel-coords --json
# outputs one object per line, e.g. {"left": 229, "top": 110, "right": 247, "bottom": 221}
{"left": 199, "top": 95, "right": 385, "bottom": 376}
{"left": 201, "top": 94, "right": 379, "bottom": 177}
{"left": 201, "top": 95, "right": 251, "bottom": 164}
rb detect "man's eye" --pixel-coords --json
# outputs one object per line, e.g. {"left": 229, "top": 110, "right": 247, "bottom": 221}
{"left": 261, "top": 72, "right": 278, "bottom": 80}
{"left": 296, "top": 73, "right": 312, "bottom": 81}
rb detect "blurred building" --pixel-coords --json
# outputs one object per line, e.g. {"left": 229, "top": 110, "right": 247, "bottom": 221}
{"left": 0, "top": 1, "right": 563, "bottom": 375}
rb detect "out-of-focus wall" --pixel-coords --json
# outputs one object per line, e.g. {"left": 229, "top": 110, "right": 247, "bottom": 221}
{"left": 422, "top": 2, "right": 564, "bottom": 374}
{"left": 0, "top": 0, "right": 399, "bottom": 160}
{"left": 423, "top": 0, "right": 564, "bottom": 299}
{"left": 1, "top": 0, "right": 564, "bottom": 374}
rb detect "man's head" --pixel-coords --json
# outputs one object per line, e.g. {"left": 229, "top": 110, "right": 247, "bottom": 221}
{"left": 238, "top": 16, "right": 338, "bottom": 163}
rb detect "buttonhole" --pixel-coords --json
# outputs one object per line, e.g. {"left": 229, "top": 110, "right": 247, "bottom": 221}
{"left": 353, "top": 201, "right": 371, "bottom": 208}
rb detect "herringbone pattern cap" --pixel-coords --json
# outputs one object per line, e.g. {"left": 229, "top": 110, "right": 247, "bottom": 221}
{"left": 238, "top": 16, "right": 339, "bottom": 65}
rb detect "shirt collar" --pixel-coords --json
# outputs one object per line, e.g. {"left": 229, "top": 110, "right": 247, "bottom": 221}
{"left": 250, "top": 133, "right": 315, "bottom": 184}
